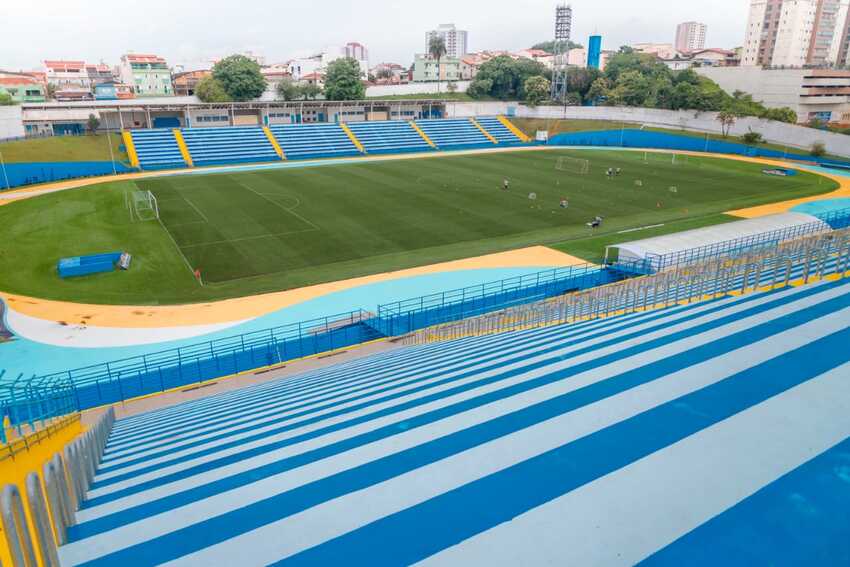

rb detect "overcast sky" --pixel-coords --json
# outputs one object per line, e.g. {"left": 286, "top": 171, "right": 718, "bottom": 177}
{"left": 0, "top": 0, "right": 749, "bottom": 70}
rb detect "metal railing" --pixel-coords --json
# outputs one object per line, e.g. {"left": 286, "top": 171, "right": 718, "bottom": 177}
{"left": 405, "top": 227, "right": 850, "bottom": 345}
{"left": 0, "top": 407, "right": 114, "bottom": 567}
{"left": 12, "top": 309, "right": 377, "bottom": 411}
{"left": 0, "top": 372, "right": 78, "bottom": 444}
{"left": 374, "top": 264, "right": 614, "bottom": 336}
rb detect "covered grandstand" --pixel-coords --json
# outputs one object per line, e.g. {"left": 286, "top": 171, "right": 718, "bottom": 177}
{"left": 124, "top": 116, "right": 530, "bottom": 170}
{"left": 607, "top": 211, "right": 836, "bottom": 273}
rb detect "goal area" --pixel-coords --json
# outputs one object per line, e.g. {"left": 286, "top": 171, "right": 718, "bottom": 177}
{"left": 126, "top": 189, "right": 160, "bottom": 222}
{"left": 555, "top": 156, "right": 590, "bottom": 174}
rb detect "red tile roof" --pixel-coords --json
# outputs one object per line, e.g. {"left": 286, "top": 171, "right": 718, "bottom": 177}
{"left": 124, "top": 54, "right": 167, "bottom": 64}
{"left": 44, "top": 60, "right": 86, "bottom": 71}
{"left": 0, "top": 76, "right": 39, "bottom": 85}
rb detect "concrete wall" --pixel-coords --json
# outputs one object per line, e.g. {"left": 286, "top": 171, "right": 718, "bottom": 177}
{"left": 0, "top": 106, "right": 24, "bottom": 139}
{"left": 365, "top": 81, "right": 470, "bottom": 98}
{"left": 447, "top": 102, "right": 850, "bottom": 158}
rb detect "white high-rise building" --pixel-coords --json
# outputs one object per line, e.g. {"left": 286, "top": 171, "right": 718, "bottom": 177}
{"left": 425, "top": 23, "right": 469, "bottom": 58}
{"left": 742, "top": 0, "right": 850, "bottom": 67}
{"left": 675, "top": 22, "right": 707, "bottom": 52}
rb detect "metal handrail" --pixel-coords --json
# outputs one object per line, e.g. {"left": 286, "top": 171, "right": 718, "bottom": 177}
{"left": 407, "top": 227, "right": 850, "bottom": 345}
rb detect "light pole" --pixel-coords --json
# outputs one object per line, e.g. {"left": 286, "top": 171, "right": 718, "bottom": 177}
{"left": 106, "top": 130, "right": 117, "bottom": 175}
{"left": 0, "top": 151, "right": 10, "bottom": 191}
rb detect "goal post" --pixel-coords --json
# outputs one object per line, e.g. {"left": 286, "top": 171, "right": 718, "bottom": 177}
{"left": 555, "top": 156, "right": 590, "bottom": 174}
{"left": 128, "top": 189, "right": 159, "bottom": 222}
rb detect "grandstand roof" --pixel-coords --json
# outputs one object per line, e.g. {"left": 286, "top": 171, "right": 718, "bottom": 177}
{"left": 610, "top": 212, "right": 829, "bottom": 264}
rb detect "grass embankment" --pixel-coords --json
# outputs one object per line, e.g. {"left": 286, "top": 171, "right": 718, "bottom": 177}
{"left": 0, "top": 149, "right": 835, "bottom": 305}
{"left": 0, "top": 133, "right": 128, "bottom": 163}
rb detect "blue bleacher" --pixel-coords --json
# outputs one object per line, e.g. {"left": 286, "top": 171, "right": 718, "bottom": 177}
{"left": 270, "top": 123, "right": 361, "bottom": 160}
{"left": 129, "top": 129, "right": 187, "bottom": 170}
{"left": 180, "top": 126, "right": 280, "bottom": 167}
{"left": 346, "top": 120, "right": 434, "bottom": 154}
{"left": 415, "top": 118, "right": 495, "bottom": 150}
{"left": 58, "top": 275, "right": 850, "bottom": 565}
{"left": 476, "top": 116, "right": 526, "bottom": 145}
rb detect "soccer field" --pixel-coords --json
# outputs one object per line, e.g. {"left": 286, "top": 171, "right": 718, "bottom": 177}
{"left": 0, "top": 149, "right": 836, "bottom": 304}
{"left": 139, "top": 150, "right": 831, "bottom": 283}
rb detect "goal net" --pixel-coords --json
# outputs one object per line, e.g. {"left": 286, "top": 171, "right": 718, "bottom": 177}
{"left": 127, "top": 190, "right": 159, "bottom": 222}
{"left": 555, "top": 156, "right": 590, "bottom": 174}
{"left": 642, "top": 152, "right": 687, "bottom": 165}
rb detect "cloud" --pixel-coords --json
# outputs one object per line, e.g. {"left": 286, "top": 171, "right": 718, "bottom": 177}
{"left": 0, "top": 0, "right": 747, "bottom": 70}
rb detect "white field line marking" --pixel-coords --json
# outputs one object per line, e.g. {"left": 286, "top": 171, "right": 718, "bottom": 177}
{"left": 232, "top": 178, "right": 321, "bottom": 231}
{"left": 182, "top": 196, "right": 210, "bottom": 224}
{"left": 617, "top": 223, "right": 666, "bottom": 234}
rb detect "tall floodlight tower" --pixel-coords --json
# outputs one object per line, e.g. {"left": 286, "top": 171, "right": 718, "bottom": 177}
{"left": 551, "top": 3, "right": 573, "bottom": 102}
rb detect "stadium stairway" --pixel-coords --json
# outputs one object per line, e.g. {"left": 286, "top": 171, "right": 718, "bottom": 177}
{"left": 414, "top": 118, "right": 495, "bottom": 150}
{"left": 128, "top": 129, "right": 189, "bottom": 170}
{"left": 180, "top": 126, "right": 281, "bottom": 167}
{"left": 270, "top": 123, "right": 362, "bottom": 160}
{"left": 476, "top": 116, "right": 528, "bottom": 145}
{"left": 58, "top": 276, "right": 850, "bottom": 565}
{"left": 346, "top": 120, "right": 434, "bottom": 154}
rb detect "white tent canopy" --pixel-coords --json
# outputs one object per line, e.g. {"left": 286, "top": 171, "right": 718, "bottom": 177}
{"left": 608, "top": 212, "right": 829, "bottom": 269}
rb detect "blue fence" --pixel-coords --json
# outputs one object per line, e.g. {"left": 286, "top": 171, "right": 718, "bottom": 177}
{"left": 548, "top": 129, "right": 850, "bottom": 169}
{"left": 0, "top": 161, "right": 136, "bottom": 190}
{"left": 0, "top": 370, "right": 77, "bottom": 441}
{"left": 22, "top": 310, "right": 382, "bottom": 411}
{"left": 374, "top": 264, "right": 617, "bottom": 335}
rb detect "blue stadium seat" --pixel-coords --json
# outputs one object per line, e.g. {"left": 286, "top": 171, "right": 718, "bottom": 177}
{"left": 270, "top": 123, "right": 361, "bottom": 160}
{"left": 57, "top": 274, "right": 850, "bottom": 565}
{"left": 346, "top": 120, "right": 434, "bottom": 154}
{"left": 129, "top": 129, "right": 187, "bottom": 170}
{"left": 180, "top": 126, "right": 280, "bottom": 166}
{"left": 476, "top": 116, "right": 527, "bottom": 145}
{"left": 414, "top": 118, "right": 495, "bottom": 150}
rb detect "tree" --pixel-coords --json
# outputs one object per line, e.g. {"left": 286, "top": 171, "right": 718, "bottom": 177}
{"left": 86, "top": 113, "right": 100, "bottom": 135}
{"left": 195, "top": 76, "right": 231, "bottom": 102}
{"left": 324, "top": 57, "right": 365, "bottom": 100}
{"left": 531, "top": 40, "right": 583, "bottom": 53}
{"left": 467, "top": 56, "right": 548, "bottom": 100}
{"left": 0, "top": 92, "right": 13, "bottom": 106}
{"left": 610, "top": 70, "right": 650, "bottom": 107}
{"left": 428, "top": 35, "right": 447, "bottom": 92}
{"left": 586, "top": 77, "right": 610, "bottom": 105}
{"left": 299, "top": 83, "right": 323, "bottom": 100}
{"left": 742, "top": 130, "right": 765, "bottom": 146}
{"left": 276, "top": 78, "right": 300, "bottom": 101}
{"left": 762, "top": 107, "right": 797, "bottom": 124}
{"left": 375, "top": 67, "right": 394, "bottom": 80}
{"left": 211, "top": 55, "right": 267, "bottom": 101}
{"left": 524, "top": 76, "right": 550, "bottom": 106}
{"left": 716, "top": 111, "right": 737, "bottom": 137}
{"left": 810, "top": 141, "right": 827, "bottom": 157}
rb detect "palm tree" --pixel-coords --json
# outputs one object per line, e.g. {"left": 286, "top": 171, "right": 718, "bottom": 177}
{"left": 428, "top": 36, "right": 447, "bottom": 93}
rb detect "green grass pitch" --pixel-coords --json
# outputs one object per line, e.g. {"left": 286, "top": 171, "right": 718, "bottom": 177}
{"left": 0, "top": 149, "right": 836, "bottom": 305}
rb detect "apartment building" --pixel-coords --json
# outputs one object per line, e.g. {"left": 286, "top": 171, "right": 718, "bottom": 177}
{"left": 119, "top": 53, "right": 173, "bottom": 96}
{"left": 425, "top": 24, "right": 469, "bottom": 58}
{"left": 675, "top": 21, "right": 708, "bottom": 51}
{"left": 742, "top": 0, "right": 850, "bottom": 67}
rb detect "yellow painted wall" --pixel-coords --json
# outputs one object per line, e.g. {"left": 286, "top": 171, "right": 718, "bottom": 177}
{"left": 0, "top": 416, "right": 82, "bottom": 566}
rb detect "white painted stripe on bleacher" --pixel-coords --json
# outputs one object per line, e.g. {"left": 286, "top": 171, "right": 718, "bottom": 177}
{"left": 67, "top": 285, "right": 841, "bottom": 555}
{"left": 418, "top": 360, "right": 850, "bottom": 567}
{"left": 93, "top": 306, "right": 703, "bottom": 476}
{"left": 85, "top": 289, "right": 790, "bottom": 500}
{"left": 163, "top": 309, "right": 850, "bottom": 567}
